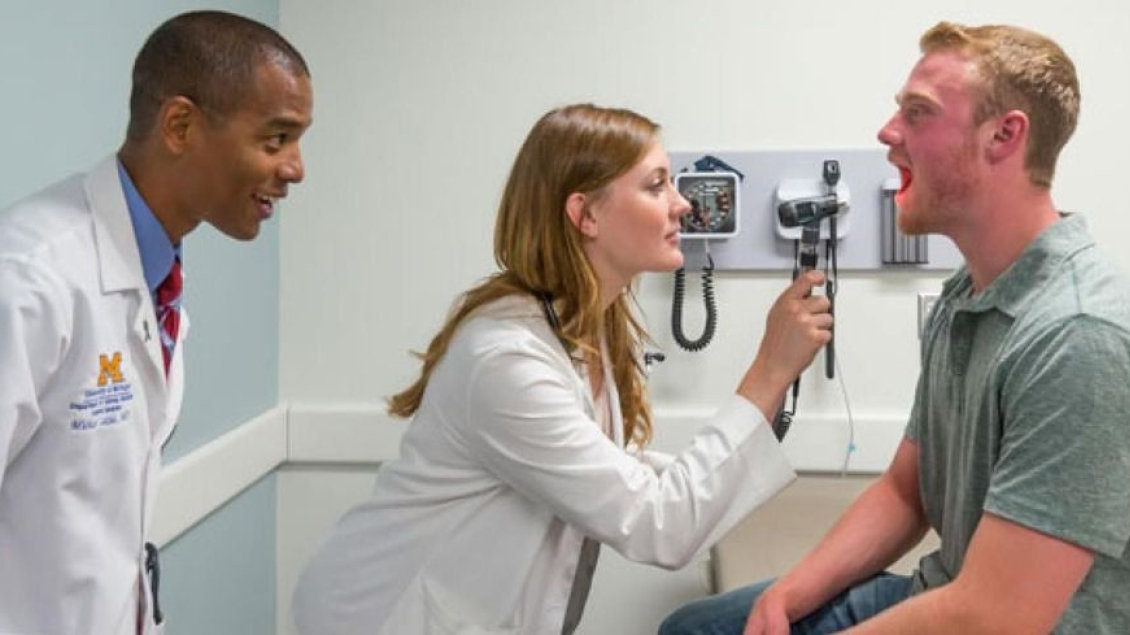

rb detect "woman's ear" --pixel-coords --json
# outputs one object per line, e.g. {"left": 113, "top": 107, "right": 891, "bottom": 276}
{"left": 565, "top": 192, "right": 599, "bottom": 238}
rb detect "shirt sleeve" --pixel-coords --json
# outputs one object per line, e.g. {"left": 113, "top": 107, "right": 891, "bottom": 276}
{"left": 457, "top": 337, "right": 795, "bottom": 570}
{"left": 904, "top": 372, "right": 927, "bottom": 444}
{"left": 986, "top": 316, "right": 1130, "bottom": 558}
{"left": 0, "top": 258, "right": 68, "bottom": 488}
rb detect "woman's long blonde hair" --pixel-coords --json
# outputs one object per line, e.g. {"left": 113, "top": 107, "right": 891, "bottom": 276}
{"left": 387, "top": 103, "right": 660, "bottom": 447}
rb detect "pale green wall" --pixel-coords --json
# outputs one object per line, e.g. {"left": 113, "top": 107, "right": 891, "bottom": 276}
{"left": 162, "top": 474, "right": 279, "bottom": 635}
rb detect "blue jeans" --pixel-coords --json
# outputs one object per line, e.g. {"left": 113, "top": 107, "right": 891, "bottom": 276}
{"left": 659, "top": 573, "right": 913, "bottom": 635}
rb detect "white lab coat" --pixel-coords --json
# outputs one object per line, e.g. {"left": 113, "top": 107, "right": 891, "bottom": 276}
{"left": 0, "top": 156, "right": 186, "bottom": 635}
{"left": 292, "top": 295, "right": 795, "bottom": 635}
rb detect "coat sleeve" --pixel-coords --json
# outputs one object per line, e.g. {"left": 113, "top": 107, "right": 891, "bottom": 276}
{"left": 457, "top": 339, "right": 795, "bottom": 570}
{"left": 0, "top": 258, "right": 68, "bottom": 487}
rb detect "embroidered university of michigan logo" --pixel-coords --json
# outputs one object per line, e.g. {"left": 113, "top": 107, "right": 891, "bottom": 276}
{"left": 71, "top": 352, "right": 136, "bottom": 431}
{"left": 97, "top": 352, "right": 125, "bottom": 386}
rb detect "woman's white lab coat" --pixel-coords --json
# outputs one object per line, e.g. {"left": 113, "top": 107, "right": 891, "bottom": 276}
{"left": 0, "top": 156, "right": 186, "bottom": 635}
{"left": 292, "top": 295, "right": 794, "bottom": 635}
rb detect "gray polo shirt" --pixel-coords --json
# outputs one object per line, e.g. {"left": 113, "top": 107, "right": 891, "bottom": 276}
{"left": 907, "top": 214, "right": 1130, "bottom": 633}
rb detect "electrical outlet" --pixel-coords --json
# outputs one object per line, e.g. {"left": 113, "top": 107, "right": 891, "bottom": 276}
{"left": 917, "top": 292, "right": 940, "bottom": 339}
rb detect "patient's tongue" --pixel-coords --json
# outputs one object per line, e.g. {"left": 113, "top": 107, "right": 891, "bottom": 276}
{"left": 895, "top": 167, "right": 912, "bottom": 207}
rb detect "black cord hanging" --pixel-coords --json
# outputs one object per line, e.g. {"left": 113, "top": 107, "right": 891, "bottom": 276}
{"left": 671, "top": 254, "right": 716, "bottom": 352}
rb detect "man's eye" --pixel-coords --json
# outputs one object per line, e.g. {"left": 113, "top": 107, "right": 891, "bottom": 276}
{"left": 267, "top": 133, "right": 288, "bottom": 147}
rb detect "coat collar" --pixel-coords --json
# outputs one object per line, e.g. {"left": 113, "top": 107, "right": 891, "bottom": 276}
{"left": 85, "top": 155, "right": 147, "bottom": 295}
{"left": 83, "top": 155, "right": 183, "bottom": 387}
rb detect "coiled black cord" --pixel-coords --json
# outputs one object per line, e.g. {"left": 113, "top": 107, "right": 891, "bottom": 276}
{"left": 671, "top": 255, "right": 716, "bottom": 352}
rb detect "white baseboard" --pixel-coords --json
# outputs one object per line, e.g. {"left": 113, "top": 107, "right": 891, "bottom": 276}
{"left": 152, "top": 403, "right": 396, "bottom": 546}
{"left": 283, "top": 404, "right": 904, "bottom": 471}
{"left": 777, "top": 412, "right": 906, "bottom": 473}
{"left": 281, "top": 403, "right": 905, "bottom": 472}
{"left": 154, "top": 402, "right": 905, "bottom": 545}
{"left": 152, "top": 406, "right": 287, "bottom": 546}
{"left": 287, "top": 402, "right": 403, "bottom": 464}
{"left": 650, "top": 408, "right": 905, "bottom": 474}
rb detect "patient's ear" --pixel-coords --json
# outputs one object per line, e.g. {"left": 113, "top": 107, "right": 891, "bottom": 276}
{"left": 987, "top": 110, "right": 1028, "bottom": 164}
{"left": 565, "top": 192, "right": 598, "bottom": 238}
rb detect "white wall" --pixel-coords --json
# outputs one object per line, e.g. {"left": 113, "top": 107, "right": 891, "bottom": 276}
{"left": 275, "top": 1, "right": 1130, "bottom": 633}
{"left": 278, "top": 0, "right": 1130, "bottom": 431}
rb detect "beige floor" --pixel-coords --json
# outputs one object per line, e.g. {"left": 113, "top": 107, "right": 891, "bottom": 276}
{"left": 711, "top": 474, "right": 940, "bottom": 592}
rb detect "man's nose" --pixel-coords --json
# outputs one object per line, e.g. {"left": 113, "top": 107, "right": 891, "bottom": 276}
{"left": 877, "top": 115, "right": 901, "bottom": 146}
{"left": 281, "top": 147, "right": 305, "bottom": 183}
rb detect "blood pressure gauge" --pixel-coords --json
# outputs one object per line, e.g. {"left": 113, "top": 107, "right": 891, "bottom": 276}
{"left": 675, "top": 171, "right": 741, "bottom": 238}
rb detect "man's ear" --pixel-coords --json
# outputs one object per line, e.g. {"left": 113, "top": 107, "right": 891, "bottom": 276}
{"left": 987, "top": 110, "right": 1028, "bottom": 164}
{"left": 565, "top": 192, "right": 598, "bottom": 238}
{"left": 157, "top": 96, "right": 198, "bottom": 156}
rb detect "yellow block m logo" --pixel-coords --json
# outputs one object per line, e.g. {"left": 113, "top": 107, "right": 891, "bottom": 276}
{"left": 97, "top": 352, "right": 124, "bottom": 386}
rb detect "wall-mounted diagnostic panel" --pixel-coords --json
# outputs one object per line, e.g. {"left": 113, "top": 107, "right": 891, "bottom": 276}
{"left": 668, "top": 148, "right": 963, "bottom": 272}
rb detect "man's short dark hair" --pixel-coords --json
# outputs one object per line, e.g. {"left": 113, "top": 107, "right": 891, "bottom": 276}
{"left": 126, "top": 10, "right": 310, "bottom": 141}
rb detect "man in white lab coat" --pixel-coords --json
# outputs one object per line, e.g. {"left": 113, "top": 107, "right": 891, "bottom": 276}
{"left": 0, "top": 11, "right": 312, "bottom": 635}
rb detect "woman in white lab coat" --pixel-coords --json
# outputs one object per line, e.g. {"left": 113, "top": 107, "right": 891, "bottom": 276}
{"left": 292, "top": 103, "right": 832, "bottom": 635}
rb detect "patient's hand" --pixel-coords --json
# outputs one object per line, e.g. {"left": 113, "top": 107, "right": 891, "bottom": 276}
{"left": 744, "top": 586, "right": 791, "bottom": 635}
